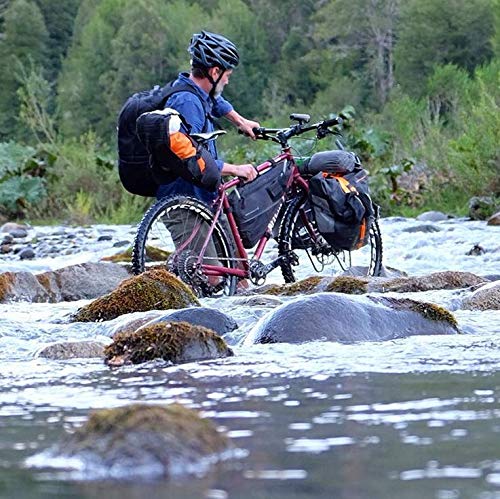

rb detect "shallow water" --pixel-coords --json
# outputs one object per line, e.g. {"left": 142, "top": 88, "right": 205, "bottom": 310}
{"left": 0, "top": 217, "right": 499, "bottom": 498}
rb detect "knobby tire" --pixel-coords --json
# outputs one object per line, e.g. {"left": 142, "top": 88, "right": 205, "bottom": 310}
{"left": 132, "top": 195, "right": 237, "bottom": 297}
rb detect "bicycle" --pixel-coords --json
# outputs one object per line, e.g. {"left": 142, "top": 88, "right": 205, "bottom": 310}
{"left": 132, "top": 113, "right": 383, "bottom": 297}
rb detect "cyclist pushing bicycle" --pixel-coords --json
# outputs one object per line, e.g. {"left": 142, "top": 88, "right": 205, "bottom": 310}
{"left": 130, "top": 31, "right": 383, "bottom": 296}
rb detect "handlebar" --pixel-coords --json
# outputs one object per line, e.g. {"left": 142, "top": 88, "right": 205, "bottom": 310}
{"left": 251, "top": 115, "right": 343, "bottom": 146}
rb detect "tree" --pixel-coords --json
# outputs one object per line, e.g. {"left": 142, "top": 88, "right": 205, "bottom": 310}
{"left": 56, "top": 0, "right": 126, "bottom": 139}
{"left": 209, "top": 0, "right": 271, "bottom": 118}
{"left": 0, "top": 0, "right": 49, "bottom": 140}
{"left": 394, "top": 0, "right": 495, "bottom": 97}
{"left": 313, "top": 0, "right": 400, "bottom": 109}
{"left": 33, "top": 0, "right": 80, "bottom": 82}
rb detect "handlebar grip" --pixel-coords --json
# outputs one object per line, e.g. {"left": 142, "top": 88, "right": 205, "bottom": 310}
{"left": 322, "top": 116, "right": 343, "bottom": 128}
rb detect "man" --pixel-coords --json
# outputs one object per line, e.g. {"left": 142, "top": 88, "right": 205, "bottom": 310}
{"left": 156, "top": 31, "right": 259, "bottom": 202}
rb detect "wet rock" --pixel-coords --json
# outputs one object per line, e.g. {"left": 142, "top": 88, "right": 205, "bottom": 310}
{"left": 72, "top": 269, "right": 199, "bottom": 322}
{"left": 37, "top": 341, "right": 106, "bottom": 360}
{"left": 466, "top": 244, "right": 485, "bottom": 256}
{"left": 370, "top": 271, "right": 487, "bottom": 293}
{"left": 1, "top": 222, "right": 29, "bottom": 235}
{"left": 487, "top": 212, "right": 500, "bottom": 226}
{"left": 244, "top": 293, "right": 459, "bottom": 344}
{"left": 40, "top": 403, "right": 231, "bottom": 480}
{"left": 416, "top": 211, "right": 449, "bottom": 222}
{"left": 37, "top": 262, "right": 131, "bottom": 302}
{"left": 9, "top": 229, "right": 29, "bottom": 239}
{"left": 469, "top": 196, "right": 499, "bottom": 221}
{"left": 105, "top": 322, "right": 233, "bottom": 366}
{"left": 18, "top": 247, "right": 35, "bottom": 260}
{"left": 0, "top": 244, "right": 13, "bottom": 254}
{"left": 0, "top": 271, "right": 50, "bottom": 302}
{"left": 462, "top": 281, "right": 500, "bottom": 311}
{"left": 148, "top": 307, "right": 238, "bottom": 336}
{"left": 263, "top": 276, "right": 324, "bottom": 296}
{"left": 1, "top": 234, "right": 14, "bottom": 244}
{"left": 97, "top": 235, "right": 112, "bottom": 242}
{"left": 402, "top": 224, "right": 441, "bottom": 233}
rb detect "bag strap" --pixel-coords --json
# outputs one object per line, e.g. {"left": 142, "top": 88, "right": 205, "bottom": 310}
{"left": 160, "top": 81, "right": 213, "bottom": 134}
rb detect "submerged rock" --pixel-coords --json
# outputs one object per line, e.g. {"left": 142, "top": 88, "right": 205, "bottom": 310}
{"left": 462, "top": 281, "right": 500, "bottom": 311}
{"left": 147, "top": 307, "right": 238, "bottom": 336}
{"left": 105, "top": 321, "right": 233, "bottom": 366}
{"left": 37, "top": 341, "right": 106, "bottom": 360}
{"left": 72, "top": 269, "right": 199, "bottom": 322}
{"left": 35, "top": 403, "right": 231, "bottom": 480}
{"left": 244, "top": 293, "right": 459, "bottom": 344}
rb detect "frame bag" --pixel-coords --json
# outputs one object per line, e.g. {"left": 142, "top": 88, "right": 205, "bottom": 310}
{"left": 309, "top": 167, "right": 374, "bottom": 251}
{"left": 229, "top": 160, "right": 292, "bottom": 248}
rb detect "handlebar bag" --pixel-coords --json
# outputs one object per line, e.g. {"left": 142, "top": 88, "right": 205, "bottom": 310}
{"left": 228, "top": 160, "right": 292, "bottom": 248}
{"left": 136, "top": 108, "right": 221, "bottom": 192}
{"left": 309, "top": 168, "right": 374, "bottom": 251}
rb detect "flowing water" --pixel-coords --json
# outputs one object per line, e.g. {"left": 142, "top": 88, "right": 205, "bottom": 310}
{"left": 0, "top": 216, "right": 499, "bottom": 499}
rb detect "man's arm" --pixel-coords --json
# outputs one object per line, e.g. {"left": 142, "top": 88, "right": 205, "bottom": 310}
{"left": 224, "top": 109, "right": 260, "bottom": 140}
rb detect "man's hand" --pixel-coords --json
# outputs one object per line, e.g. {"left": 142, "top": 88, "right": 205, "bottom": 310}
{"left": 237, "top": 118, "right": 261, "bottom": 140}
{"left": 225, "top": 110, "right": 260, "bottom": 140}
{"left": 222, "top": 163, "right": 258, "bottom": 182}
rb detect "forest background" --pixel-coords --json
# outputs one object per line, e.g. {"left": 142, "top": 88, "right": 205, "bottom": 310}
{"left": 0, "top": 0, "right": 498, "bottom": 224}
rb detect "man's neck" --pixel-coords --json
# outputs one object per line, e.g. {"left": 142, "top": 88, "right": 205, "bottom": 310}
{"left": 189, "top": 73, "right": 212, "bottom": 94}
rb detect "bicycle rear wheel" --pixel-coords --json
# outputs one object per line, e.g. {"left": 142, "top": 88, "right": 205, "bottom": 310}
{"left": 132, "top": 195, "right": 238, "bottom": 297}
{"left": 278, "top": 196, "right": 383, "bottom": 283}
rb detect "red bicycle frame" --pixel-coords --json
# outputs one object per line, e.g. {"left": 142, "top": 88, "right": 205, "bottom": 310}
{"left": 198, "top": 148, "right": 310, "bottom": 280}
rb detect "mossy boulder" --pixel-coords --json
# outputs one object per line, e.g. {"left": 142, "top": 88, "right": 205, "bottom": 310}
{"left": 370, "top": 271, "right": 487, "bottom": 293}
{"left": 37, "top": 341, "right": 106, "bottom": 360}
{"left": 101, "top": 245, "right": 171, "bottom": 264}
{"left": 325, "top": 276, "right": 369, "bottom": 294}
{"left": 105, "top": 321, "right": 233, "bottom": 366}
{"left": 40, "top": 403, "right": 231, "bottom": 480}
{"left": 462, "top": 281, "right": 500, "bottom": 311}
{"left": 244, "top": 292, "right": 459, "bottom": 344}
{"left": 263, "top": 276, "right": 323, "bottom": 296}
{"left": 72, "top": 269, "right": 199, "bottom": 322}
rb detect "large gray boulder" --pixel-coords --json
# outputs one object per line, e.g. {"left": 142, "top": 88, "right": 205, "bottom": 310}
{"left": 146, "top": 307, "right": 238, "bottom": 336}
{"left": 0, "top": 263, "right": 130, "bottom": 303}
{"left": 462, "top": 281, "right": 500, "bottom": 311}
{"left": 244, "top": 293, "right": 459, "bottom": 344}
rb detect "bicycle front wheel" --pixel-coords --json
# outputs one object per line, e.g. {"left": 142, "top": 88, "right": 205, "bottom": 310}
{"left": 278, "top": 196, "right": 383, "bottom": 283}
{"left": 132, "top": 195, "right": 237, "bottom": 297}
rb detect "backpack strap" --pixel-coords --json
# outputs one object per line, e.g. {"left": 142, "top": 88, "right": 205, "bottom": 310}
{"left": 160, "top": 81, "right": 213, "bottom": 134}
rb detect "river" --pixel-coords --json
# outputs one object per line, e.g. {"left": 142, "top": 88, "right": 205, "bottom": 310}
{"left": 0, "top": 216, "right": 499, "bottom": 499}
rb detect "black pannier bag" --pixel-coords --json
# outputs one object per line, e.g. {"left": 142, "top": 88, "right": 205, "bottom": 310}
{"left": 229, "top": 160, "right": 292, "bottom": 248}
{"left": 309, "top": 167, "right": 374, "bottom": 251}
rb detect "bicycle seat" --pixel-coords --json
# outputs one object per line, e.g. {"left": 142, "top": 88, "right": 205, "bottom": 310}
{"left": 191, "top": 130, "right": 227, "bottom": 143}
{"left": 290, "top": 113, "right": 310, "bottom": 124}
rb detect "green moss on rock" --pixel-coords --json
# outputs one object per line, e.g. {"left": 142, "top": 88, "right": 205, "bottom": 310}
{"left": 72, "top": 269, "right": 199, "bottom": 322}
{"left": 102, "top": 246, "right": 171, "bottom": 264}
{"left": 60, "top": 403, "right": 230, "bottom": 477}
{"left": 326, "top": 276, "right": 369, "bottom": 294}
{"left": 105, "top": 321, "right": 233, "bottom": 366}
{"left": 264, "top": 276, "right": 323, "bottom": 296}
{"left": 370, "top": 296, "right": 459, "bottom": 329}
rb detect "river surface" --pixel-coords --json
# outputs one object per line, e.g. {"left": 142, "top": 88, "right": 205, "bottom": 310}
{"left": 0, "top": 216, "right": 499, "bottom": 499}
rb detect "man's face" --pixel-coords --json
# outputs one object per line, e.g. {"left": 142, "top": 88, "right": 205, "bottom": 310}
{"left": 210, "top": 67, "right": 233, "bottom": 97}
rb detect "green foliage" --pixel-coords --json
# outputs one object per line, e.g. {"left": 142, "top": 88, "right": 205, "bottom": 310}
{"left": 395, "top": 0, "right": 495, "bottom": 97}
{"left": 0, "top": 141, "right": 49, "bottom": 216}
{"left": 0, "top": 0, "right": 49, "bottom": 140}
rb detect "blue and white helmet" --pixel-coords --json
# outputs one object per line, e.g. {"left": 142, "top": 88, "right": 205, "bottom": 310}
{"left": 188, "top": 31, "right": 239, "bottom": 70}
